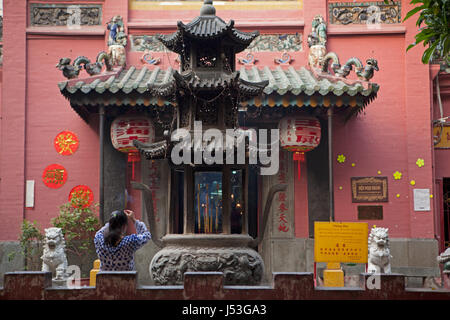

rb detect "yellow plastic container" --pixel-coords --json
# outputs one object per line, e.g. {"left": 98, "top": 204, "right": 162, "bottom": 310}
{"left": 89, "top": 259, "right": 100, "bottom": 287}
{"left": 323, "top": 262, "right": 344, "bottom": 287}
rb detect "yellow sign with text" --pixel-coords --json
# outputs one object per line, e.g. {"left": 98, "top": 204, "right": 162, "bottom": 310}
{"left": 314, "top": 222, "right": 368, "bottom": 263}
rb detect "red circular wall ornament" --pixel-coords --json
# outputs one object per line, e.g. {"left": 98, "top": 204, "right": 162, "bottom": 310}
{"left": 69, "top": 185, "right": 94, "bottom": 208}
{"left": 54, "top": 131, "right": 79, "bottom": 156}
{"left": 42, "top": 164, "right": 68, "bottom": 189}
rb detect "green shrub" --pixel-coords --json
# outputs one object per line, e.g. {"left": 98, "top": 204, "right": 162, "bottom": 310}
{"left": 51, "top": 199, "right": 100, "bottom": 276}
{"left": 9, "top": 198, "right": 100, "bottom": 277}
{"left": 8, "top": 220, "right": 44, "bottom": 271}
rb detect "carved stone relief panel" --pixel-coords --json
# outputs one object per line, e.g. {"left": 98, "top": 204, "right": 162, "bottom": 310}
{"left": 150, "top": 246, "right": 264, "bottom": 285}
{"left": 246, "top": 34, "right": 302, "bottom": 52}
{"left": 29, "top": 4, "right": 102, "bottom": 26}
{"left": 329, "top": 1, "right": 401, "bottom": 25}
{"left": 130, "top": 35, "right": 169, "bottom": 52}
{"left": 130, "top": 34, "right": 302, "bottom": 52}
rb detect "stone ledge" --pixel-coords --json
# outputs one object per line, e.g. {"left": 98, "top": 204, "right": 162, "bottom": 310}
{"left": 127, "top": 19, "right": 305, "bottom": 31}
{"left": 392, "top": 267, "right": 441, "bottom": 277}
{"left": 327, "top": 24, "right": 406, "bottom": 35}
{"left": 26, "top": 26, "right": 105, "bottom": 37}
{"left": 1, "top": 271, "right": 450, "bottom": 300}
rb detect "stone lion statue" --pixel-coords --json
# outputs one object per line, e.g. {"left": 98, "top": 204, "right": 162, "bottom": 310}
{"left": 367, "top": 227, "right": 392, "bottom": 274}
{"left": 41, "top": 227, "right": 68, "bottom": 282}
{"left": 437, "top": 247, "right": 450, "bottom": 274}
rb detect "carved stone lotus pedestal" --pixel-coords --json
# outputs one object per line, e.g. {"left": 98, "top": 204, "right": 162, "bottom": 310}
{"left": 150, "top": 234, "right": 264, "bottom": 285}
{"left": 129, "top": 0, "right": 286, "bottom": 288}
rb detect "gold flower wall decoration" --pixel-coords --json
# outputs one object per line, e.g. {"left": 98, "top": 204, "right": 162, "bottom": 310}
{"left": 393, "top": 171, "right": 402, "bottom": 180}
{"left": 337, "top": 154, "right": 346, "bottom": 163}
{"left": 416, "top": 158, "right": 425, "bottom": 168}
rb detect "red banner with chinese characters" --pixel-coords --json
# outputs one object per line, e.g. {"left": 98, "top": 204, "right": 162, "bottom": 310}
{"left": 276, "top": 151, "right": 289, "bottom": 234}
{"left": 271, "top": 150, "right": 294, "bottom": 238}
{"left": 69, "top": 185, "right": 94, "bottom": 208}
{"left": 54, "top": 131, "right": 79, "bottom": 155}
{"left": 42, "top": 164, "right": 67, "bottom": 189}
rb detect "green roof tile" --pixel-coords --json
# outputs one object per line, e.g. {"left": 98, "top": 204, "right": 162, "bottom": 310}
{"left": 59, "top": 65, "right": 379, "bottom": 110}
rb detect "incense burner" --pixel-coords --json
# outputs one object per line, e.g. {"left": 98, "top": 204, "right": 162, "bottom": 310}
{"left": 129, "top": 0, "right": 286, "bottom": 286}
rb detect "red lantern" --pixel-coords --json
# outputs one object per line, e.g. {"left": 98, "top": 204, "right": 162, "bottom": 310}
{"left": 279, "top": 115, "right": 321, "bottom": 180}
{"left": 111, "top": 115, "right": 155, "bottom": 179}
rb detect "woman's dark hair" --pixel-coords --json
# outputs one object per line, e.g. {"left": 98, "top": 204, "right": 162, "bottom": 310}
{"left": 104, "top": 210, "right": 128, "bottom": 247}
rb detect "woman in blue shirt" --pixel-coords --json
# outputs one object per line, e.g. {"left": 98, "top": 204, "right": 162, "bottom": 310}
{"left": 94, "top": 210, "right": 151, "bottom": 271}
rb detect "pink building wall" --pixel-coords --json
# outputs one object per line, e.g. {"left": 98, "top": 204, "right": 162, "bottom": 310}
{"left": 0, "top": 0, "right": 28, "bottom": 241}
{"left": 0, "top": 1, "right": 106, "bottom": 240}
{"left": 25, "top": 37, "right": 103, "bottom": 231}
{"left": 433, "top": 73, "right": 450, "bottom": 180}
{"left": 331, "top": 30, "right": 434, "bottom": 239}
{"left": 0, "top": 0, "right": 441, "bottom": 243}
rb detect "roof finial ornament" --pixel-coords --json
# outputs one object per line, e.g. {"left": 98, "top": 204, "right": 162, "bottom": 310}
{"left": 200, "top": 0, "right": 216, "bottom": 16}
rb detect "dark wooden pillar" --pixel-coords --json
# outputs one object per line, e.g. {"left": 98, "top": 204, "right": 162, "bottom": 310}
{"left": 184, "top": 166, "right": 194, "bottom": 234}
{"left": 102, "top": 115, "right": 127, "bottom": 223}
{"left": 328, "top": 107, "right": 335, "bottom": 222}
{"left": 99, "top": 106, "right": 105, "bottom": 225}
{"left": 307, "top": 117, "right": 331, "bottom": 238}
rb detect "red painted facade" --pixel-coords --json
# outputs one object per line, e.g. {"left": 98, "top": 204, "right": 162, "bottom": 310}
{"left": 0, "top": 0, "right": 446, "bottom": 254}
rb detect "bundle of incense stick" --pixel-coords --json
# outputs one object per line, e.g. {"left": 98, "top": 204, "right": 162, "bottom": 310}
{"left": 204, "top": 205, "right": 207, "bottom": 233}
{"left": 205, "top": 184, "right": 209, "bottom": 233}
{"left": 210, "top": 199, "right": 213, "bottom": 233}
{"left": 215, "top": 183, "right": 220, "bottom": 232}
{"left": 215, "top": 205, "right": 218, "bottom": 232}
{"left": 197, "top": 184, "right": 201, "bottom": 232}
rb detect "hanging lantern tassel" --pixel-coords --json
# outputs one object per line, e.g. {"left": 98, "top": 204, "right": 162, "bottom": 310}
{"left": 293, "top": 152, "right": 305, "bottom": 181}
{"left": 128, "top": 152, "right": 141, "bottom": 180}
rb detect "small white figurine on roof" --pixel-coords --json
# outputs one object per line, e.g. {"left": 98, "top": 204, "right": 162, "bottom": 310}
{"left": 106, "top": 15, "right": 127, "bottom": 68}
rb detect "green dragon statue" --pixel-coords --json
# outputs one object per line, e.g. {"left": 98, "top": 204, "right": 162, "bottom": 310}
{"left": 321, "top": 53, "right": 379, "bottom": 81}
{"left": 56, "top": 51, "right": 114, "bottom": 79}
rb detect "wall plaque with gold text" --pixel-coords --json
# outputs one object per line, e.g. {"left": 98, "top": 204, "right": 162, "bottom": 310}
{"left": 351, "top": 176, "right": 388, "bottom": 203}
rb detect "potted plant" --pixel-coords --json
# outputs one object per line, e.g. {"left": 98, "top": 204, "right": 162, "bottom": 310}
{"left": 51, "top": 198, "right": 100, "bottom": 285}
